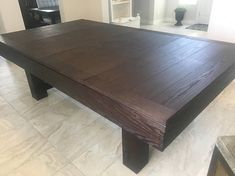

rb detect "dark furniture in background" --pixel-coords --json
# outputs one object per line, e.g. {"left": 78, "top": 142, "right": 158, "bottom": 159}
{"left": 29, "top": 6, "right": 61, "bottom": 24}
{"left": 18, "top": 0, "right": 61, "bottom": 29}
{"left": 175, "top": 8, "right": 187, "bottom": 26}
{"left": 208, "top": 136, "right": 235, "bottom": 176}
{"left": 0, "top": 20, "right": 235, "bottom": 173}
{"left": 18, "top": 0, "right": 46, "bottom": 29}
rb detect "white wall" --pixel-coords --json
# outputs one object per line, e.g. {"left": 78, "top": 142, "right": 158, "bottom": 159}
{"left": 133, "top": 0, "right": 154, "bottom": 25}
{"left": 153, "top": 0, "right": 166, "bottom": 24}
{"left": 0, "top": 0, "right": 25, "bottom": 33}
{"left": 196, "top": 0, "right": 213, "bottom": 24}
{"left": 0, "top": 11, "right": 5, "bottom": 33}
{"left": 133, "top": 0, "right": 166, "bottom": 25}
{"left": 208, "top": 0, "right": 235, "bottom": 43}
{"left": 59, "top": 0, "right": 109, "bottom": 23}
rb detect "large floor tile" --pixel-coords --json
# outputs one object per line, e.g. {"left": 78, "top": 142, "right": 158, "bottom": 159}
{"left": 0, "top": 97, "right": 26, "bottom": 133}
{"left": 29, "top": 100, "right": 99, "bottom": 137}
{"left": 53, "top": 164, "right": 85, "bottom": 176}
{"left": 73, "top": 130, "right": 121, "bottom": 176}
{"left": 48, "top": 117, "right": 117, "bottom": 161}
{"left": 21, "top": 89, "right": 67, "bottom": 121}
{"left": 100, "top": 159, "right": 137, "bottom": 176}
{"left": 6, "top": 143, "right": 68, "bottom": 176}
{"left": 0, "top": 125, "right": 47, "bottom": 176}
{"left": 7, "top": 93, "right": 39, "bottom": 115}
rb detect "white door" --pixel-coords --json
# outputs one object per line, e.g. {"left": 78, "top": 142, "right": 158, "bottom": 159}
{"left": 196, "top": 0, "right": 214, "bottom": 24}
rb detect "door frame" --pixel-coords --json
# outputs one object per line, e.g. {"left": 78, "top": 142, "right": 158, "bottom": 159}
{"left": 196, "top": 0, "right": 214, "bottom": 24}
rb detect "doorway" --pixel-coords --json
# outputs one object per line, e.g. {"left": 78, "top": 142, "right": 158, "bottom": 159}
{"left": 196, "top": 0, "right": 214, "bottom": 24}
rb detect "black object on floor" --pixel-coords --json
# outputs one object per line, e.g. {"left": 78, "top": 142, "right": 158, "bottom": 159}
{"left": 175, "top": 8, "right": 187, "bottom": 26}
{"left": 186, "top": 24, "right": 208, "bottom": 32}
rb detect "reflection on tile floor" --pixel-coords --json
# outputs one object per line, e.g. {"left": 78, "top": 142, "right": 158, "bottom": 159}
{"left": 0, "top": 55, "right": 235, "bottom": 176}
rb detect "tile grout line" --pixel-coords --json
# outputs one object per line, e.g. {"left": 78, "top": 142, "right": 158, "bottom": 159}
{"left": 0, "top": 93, "right": 70, "bottom": 176}
{"left": 52, "top": 163, "right": 87, "bottom": 176}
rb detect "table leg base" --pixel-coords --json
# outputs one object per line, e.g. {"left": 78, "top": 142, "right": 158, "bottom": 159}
{"left": 207, "top": 146, "right": 234, "bottom": 176}
{"left": 25, "top": 71, "right": 52, "bottom": 100}
{"left": 122, "top": 129, "right": 149, "bottom": 173}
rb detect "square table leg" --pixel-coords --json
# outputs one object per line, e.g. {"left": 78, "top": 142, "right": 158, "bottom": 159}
{"left": 122, "top": 129, "right": 149, "bottom": 173}
{"left": 208, "top": 146, "right": 220, "bottom": 176}
{"left": 207, "top": 146, "right": 234, "bottom": 176}
{"left": 25, "top": 71, "right": 52, "bottom": 100}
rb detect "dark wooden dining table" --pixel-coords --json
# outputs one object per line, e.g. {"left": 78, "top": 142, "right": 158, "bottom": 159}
{"left": 29, "top": 6, "right": 61, "bottom": 24}
{"left": 0, "top": 20, "right": 235, "bottom": 173}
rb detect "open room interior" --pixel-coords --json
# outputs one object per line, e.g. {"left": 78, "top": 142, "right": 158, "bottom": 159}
{"left": 133, "top": 0, "right": 214, "bottom": 38}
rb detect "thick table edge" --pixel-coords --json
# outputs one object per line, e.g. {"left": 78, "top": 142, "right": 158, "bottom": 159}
{"left": 0, "top": 41, "right": 168, "bottom": 149}
{"left": 163, "top": 64, "right": 235, "bottom": 149}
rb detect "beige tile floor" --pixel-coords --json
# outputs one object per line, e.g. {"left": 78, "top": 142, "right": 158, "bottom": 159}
{"left": 142, "top": 22, "right": 233, "bottom": 44}
{"left": 141, "top": 23, "right": 209, "bottom": 39}
{"left": 0, "top": 45, "right": 235, "bottom": 176}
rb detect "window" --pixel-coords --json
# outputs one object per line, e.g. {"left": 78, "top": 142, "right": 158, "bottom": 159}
{"left": 179, "top": 0, "right": 198, "bottom": 5}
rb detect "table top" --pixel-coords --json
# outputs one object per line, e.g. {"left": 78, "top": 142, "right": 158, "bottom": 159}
{"left": 1, "top": 20, "right": 235, "bottom": 149}
{"left": 217, "top": 136, "right": 235, "bottom": 174}
{"left": 30, "top": 6, "right": 59, "bottom": 13}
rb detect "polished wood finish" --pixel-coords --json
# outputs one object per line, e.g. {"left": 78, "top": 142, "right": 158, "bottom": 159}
{"left": 0, "top": 20, "right": 235, "bottom": 173}
{"left": 208, "top": 136, "right": 235, "bottom": 176}
{"left": 122, "top": 129, "right": 149, "bottom": 173}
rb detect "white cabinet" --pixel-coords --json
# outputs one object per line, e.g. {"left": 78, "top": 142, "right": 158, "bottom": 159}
{"left": 110, "top": 0, "right": 132, "bottom": 22}
{"left": 109, "top": 0, "right": 140, "bottom": 28}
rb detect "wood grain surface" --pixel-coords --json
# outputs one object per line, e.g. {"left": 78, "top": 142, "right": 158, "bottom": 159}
{"left": 0, "top": 20, "right": 235, "bottom": 150}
